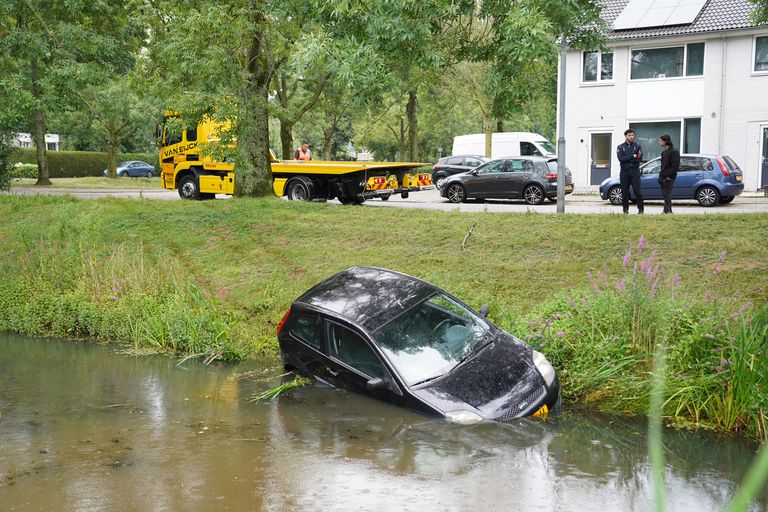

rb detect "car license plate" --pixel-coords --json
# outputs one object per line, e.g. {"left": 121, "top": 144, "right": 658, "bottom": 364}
{"left": 736, "top": 175, "right": 742, "bottom": 182}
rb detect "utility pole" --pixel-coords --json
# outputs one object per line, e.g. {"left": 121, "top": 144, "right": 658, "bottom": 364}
{"left": 556, "top": 39, "right": 567, "bottom": 214}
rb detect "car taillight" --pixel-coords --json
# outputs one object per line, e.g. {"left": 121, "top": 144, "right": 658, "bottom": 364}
{"left": 277, "top": 306, "right": 291, "bottom": 334}
{"left": 546, "top": 173, "right": 557, "bottom": 180}
{"left": 717, "top": 158, "right": 730, "bottom": 177}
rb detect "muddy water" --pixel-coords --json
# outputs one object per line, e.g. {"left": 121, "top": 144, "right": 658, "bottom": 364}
{"left": 1, "top": 334, "right": 765, "bottom": 511}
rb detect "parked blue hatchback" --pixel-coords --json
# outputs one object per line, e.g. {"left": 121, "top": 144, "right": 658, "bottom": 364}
{"left": 599, "top": 154, "right": 744, "bottom": 207}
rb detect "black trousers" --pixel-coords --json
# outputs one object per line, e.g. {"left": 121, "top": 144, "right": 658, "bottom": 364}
{"left": 661, "top": 178, "right": 675, "bottom": 213}
{"left": 620, "top": 169, "right": 643, "bottom": 212}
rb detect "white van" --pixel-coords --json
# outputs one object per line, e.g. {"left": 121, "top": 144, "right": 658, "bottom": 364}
{"left": 452, "top": 132, "right": 556, "bottom": 159}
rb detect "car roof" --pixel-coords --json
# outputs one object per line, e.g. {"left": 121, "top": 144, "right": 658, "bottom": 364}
{"left": 440, "top": 154, "right": 488, "bottom": 161}
{"left": 295, "top": 266, "right": 439, "bottom": 331}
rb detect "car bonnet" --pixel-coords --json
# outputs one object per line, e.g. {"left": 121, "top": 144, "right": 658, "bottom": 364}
{"left": 414, "top": 332, "right": 545, "bottom": 418}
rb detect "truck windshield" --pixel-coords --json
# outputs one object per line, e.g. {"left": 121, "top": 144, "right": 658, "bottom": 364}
{"left": 536, "top": 140, "right": 556, "bottom": 155}
{"left": 373, "top": 294, "right": 491, "bottom": 385}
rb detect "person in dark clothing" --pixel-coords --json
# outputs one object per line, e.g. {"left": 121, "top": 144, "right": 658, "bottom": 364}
{"left": 658, "top": 134, "right": 680, "bottom": 214}
{"left": 616, "top": 129, "right": 644, "bottom": 214}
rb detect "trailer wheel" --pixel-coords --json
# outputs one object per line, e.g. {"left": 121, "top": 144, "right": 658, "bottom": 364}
{"left": 178, "top": 174, "right": 201, "bottom": 200}
{"left": 380, "top": 194, "right": 391, "bottom": 201}
{"left": 287, "top": 179, "right": 311, "bottom": 201}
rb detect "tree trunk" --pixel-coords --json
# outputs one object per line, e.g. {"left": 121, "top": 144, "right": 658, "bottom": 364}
{"left": 406, "top": 90, "right": 418, "bottom": 162}
{"left": 236, "top": 3, "right": 274, "bottom": 197}
{"left": 399, "top": 117, "right": 406, "bottom": 161}
{"left": 496, "top": 120, "right": 504, "bottom": 132}
{"left": 280, "top": 120, "right": 294, "bottom": 160}
{"left": 484, "top": 113, "right": 493, "bottom": 158}
{"left": 322, "top": 116, "right": 336, "bottom": 161}
{"left": 30, "top": 58, "right": 51, "bottom": 186}
{"left": 107, "top": 129, "right": 118, "bottom": 178}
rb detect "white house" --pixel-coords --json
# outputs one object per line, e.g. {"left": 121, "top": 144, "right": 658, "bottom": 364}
{"left": 12, "top": 132, "right": 61, "bottom": 151}
{"left": 561, "top": 0, "right": 768, "bottom": 191}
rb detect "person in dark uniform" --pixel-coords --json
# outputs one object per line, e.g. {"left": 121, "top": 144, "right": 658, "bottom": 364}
{"left": 658, "top": 134, "right": 680, "bottom": 214}
{"left": 616, "top": 129, "right": 644, "bottom": 214}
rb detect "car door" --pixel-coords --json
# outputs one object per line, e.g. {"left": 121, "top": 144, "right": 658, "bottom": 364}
{"left": 639, "top": 158, "right": 662, "bottom": 199}
{"left": 326, "top": 321, "right": 403, "bottom": 405}
{"left": 674, "top": 156, "right": 709, "bottom": 198}
{"left": 503, "top": 159, "right": 535, "bottom": 198}
{"left": 127, "top": 162, "right": 141, "bottom": 177}
{"left": 282, "top": 310, "right": 334, "bottom": 383}
{"left": 465, "top": 159, "right": 506, "bottom": 197}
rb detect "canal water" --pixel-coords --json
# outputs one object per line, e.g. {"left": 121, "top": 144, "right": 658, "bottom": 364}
{"left": 1, "top": 334, "right": 765, "bottom": 511}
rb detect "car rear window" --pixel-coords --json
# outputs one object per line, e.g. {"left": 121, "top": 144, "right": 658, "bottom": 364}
{"left": 288, "top": 313, "right": 324, "bottom": 350}
{"left": 446, "top": 157, "right": 462, "bottom": 165}
{"left": 723, "top": 156, "right": 741, "bottom": 171}
{"left": 465, "top": 158, "right": 484, "bottom": 167}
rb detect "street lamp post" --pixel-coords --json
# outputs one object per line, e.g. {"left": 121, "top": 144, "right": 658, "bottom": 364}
{"left": 556, "top": 38, "right": 567, "bottom": 214}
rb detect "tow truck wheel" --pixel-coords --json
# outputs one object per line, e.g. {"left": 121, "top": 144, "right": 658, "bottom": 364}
{"left": 178, "top": 175, "right": 201, "bottom": 200}
{"left": 380, "top": 194, "right": 391, "bottom": 201}
{"left": 287, "top": 180, "right": 311, "bottom": 201}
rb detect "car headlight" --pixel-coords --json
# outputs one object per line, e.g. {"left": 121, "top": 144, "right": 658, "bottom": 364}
{"left": 532, "top": 349, "right": 556, "bottom": 387}
{"left": 445, "top": 410, "right": 485, "bottom": 424}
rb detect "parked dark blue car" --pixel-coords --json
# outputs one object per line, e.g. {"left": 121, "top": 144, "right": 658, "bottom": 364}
{"left": 102, "top": 160, "right": 157, "bottom": 178}
{"left": 599, "top": 154, "right": 744, "bottom": 207}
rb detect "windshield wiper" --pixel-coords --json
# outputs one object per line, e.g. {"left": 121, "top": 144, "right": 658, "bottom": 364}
{"left": 411, "top": 372, "right": 448, "bottom": 387}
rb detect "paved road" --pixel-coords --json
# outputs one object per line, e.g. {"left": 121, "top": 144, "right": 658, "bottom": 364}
{"left": 8, "top": 185, "right": 768, "bottom": 214}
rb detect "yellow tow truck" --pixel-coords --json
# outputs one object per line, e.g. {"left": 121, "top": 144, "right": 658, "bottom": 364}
{"left": 157, "top": 113, "right": 432, "bottom": 203}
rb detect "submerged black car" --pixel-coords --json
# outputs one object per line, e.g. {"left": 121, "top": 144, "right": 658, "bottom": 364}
{"left": 277, "top": 267, "right": 560, "bottom": 423}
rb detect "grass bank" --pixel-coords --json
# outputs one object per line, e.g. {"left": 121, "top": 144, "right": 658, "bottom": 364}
{"left": 0, "top": 195, "right": 766, "bottom": 437}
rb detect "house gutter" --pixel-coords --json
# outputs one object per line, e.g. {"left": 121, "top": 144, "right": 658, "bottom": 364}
{"left": 719, "top": 33, "right": 727, "bottom": 154}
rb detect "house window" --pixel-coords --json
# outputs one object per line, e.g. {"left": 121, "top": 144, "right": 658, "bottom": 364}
{"left": 628, "top": 121, "right": 681, "bottom": 162}
{"left": 755, "top": 36, "right": 768, "bottom": 72}
{"left": 683, "top": 118, "right": 701, "bottom": 153}
{"left": 631, "top": 43, "right": 704, "bottom": 79}
{"left": 582, "top": 51, "right": 613, "bottom": 82}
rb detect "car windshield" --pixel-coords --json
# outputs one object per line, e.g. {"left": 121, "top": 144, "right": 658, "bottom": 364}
{"left": 536, "top": 141, "right": 556, "bottom": 155}
{"left": 373, "top": 293, "right": 492, "bottom": 385}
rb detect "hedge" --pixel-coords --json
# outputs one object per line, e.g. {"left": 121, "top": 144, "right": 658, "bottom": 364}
{"left": 9, "top": 148, "right": 159, "bottom": 178}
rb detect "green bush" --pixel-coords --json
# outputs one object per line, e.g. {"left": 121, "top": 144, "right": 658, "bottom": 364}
{"left": 9, "top": 163, "right": 38, "bottom": 179}
{"left": 9, "top": 147, "right": 159, "bottom": 177}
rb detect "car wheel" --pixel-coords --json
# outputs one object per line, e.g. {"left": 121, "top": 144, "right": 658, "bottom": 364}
{"left": 608, "top": 186, "right": 623, "bottom": 205}
{"left": 719, "top": 195, "right": 734, "bottom": 204}
{"left": 178, "top": 174, "right": 201, "bottom": 200}
{"left": 696, "top": 185, "right": 720, "bottom": 207}
{"left": 119, "top": 171, "right": 127, "bottom": 177}
{"left": 380, "top": 194, "right": 391, "bottom": 201}
{"left": 146, "top": 171, "right": 154, "bottom": 178}
{"left": 523, "top": 184, "right": 545, "bottom": 205}
{"left": 434, "top": 174, "right": 447, "bottom": 190}
{"left": 446, "top": 183, "right": 466, "bottom": 203}
{"left": 287, "top": 179, "right": 311, "bottom": 201}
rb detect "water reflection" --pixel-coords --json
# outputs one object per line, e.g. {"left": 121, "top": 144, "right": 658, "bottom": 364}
{"left": 0, "top": 335, "right": 766, "bottom": 512}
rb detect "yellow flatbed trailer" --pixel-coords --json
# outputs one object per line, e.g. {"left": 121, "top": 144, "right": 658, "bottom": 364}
{"left": 157, "top": 113, "right": 432, "bottom": 203}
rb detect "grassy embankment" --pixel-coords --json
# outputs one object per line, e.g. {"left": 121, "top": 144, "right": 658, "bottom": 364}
{"left": 0, "top": 194, "right": 767, "bottom": 438}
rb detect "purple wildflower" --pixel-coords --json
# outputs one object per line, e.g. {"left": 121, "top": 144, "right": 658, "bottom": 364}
{"left": 588, "top": 272, "right": 601, "bottom": 294}
{"left": 566, "top": 311, "right": 573, "bottom": 318}
{"left": 552, "top": 314, "right": 563, "bottom": 319}
{"left": 581, "top": 298, "right": 588, "bottom": 306}
{"left": 703, "top": 334, "right": 716, "bottom": 340}
{"left": 623, "top": 249, "right": 632, "bottom": 269}
{"left": 719, "top": 250, "right": 727, "bottom": 263}
{"left": 525, "top": 334, "right": 534, "bottom": 340}
{"left": 672, "top": 274, "right": 682, "bottom": 287}
{"left": 556, "top": 331, "right": 566, "bottom": 337}
{"left": 615, "top": 278, "right": 626, "bottom": 291}
{"left": 638, "top": 236, "right": 646, "bottom": 252}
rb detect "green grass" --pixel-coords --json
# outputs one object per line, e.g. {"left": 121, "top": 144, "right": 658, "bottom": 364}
{"left": 12, "top": 176, "right": 163, "bottom": 189}
{"left": 0, "top": 195, "right": 767, "bottom": 438}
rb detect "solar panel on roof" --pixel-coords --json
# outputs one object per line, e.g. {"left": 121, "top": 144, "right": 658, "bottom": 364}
{"left": 613, "top": 0, "right": 708, "bottom": 30}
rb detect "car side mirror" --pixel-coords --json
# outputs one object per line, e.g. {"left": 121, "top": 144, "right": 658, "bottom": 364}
{"left": 366, "top": 377, "right": 387, "bottom": 391}
{"left": 479, "top": 304, "right": 490, "bottom": 318}
{"left": 470, "top": 169, "right": 478, "bottom": 175}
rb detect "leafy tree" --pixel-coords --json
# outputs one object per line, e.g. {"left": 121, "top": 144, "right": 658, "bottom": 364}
{"left": 750, "top": 0, "right": 768, "bottom": 23}
{"left": 0, "top": 1, "right": 141, "bottom": 185}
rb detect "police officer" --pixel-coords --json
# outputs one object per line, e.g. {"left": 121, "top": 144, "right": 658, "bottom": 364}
{"left": 616, "top": 129, "right": 644, "bottom": 214}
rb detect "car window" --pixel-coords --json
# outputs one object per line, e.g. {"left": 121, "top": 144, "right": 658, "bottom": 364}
{"left": 475, "top": 160, "right": 505, "bottom": 174}
{"left": 507, "top": 159, "right": 534, "bottom": 172}
{"left": 641, "top": 159, "right": 661, "bottom": 175}
{"left": 287, "top": 313, "right": 324, "bottom": 350}
{"left": 723, "top": 156, "right": 740, "bottom": 171}
{"left": 446, "top": 157, "right": 463, "bottom": 165}
{"left": 374, "top": 293, "right": 491, "bottom": 386}
{"left": 329, "top": 323, "right": 385, "bottom": 378}
{"left": 679, "top": 157, "right": 701, "bottom": 172}
{"left": 520, "top": 142, "right": 540, "bottom": 156}
{"left": 465, "top": 158, "right": 483, "bottom": 168}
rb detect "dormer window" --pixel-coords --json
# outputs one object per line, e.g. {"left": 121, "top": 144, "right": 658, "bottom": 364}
{"left": 631, "top": 43, "right": 704, "bottom": 80}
